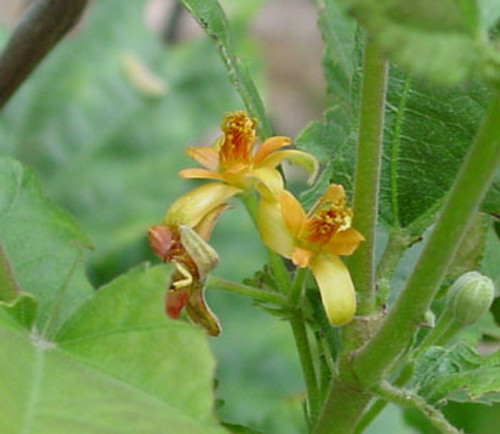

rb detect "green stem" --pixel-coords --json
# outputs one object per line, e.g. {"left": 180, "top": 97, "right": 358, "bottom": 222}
{"left": 207, "top": 275, "right": 287, "bottom": 306}
{"left": 289, "top": 267, "right": 308, "bottom": 308}
{"left": 316, "top": 91, "right": 500, "bottom": 433}
{"left": 290, "top": 311, "right": 320, "bottom": 425}
{"left": 374, "top": 382, "right": 460, "bottom": 434}
{"left": 348, "top": 38, "right": 388, "bottom": 315}
{"left": 352, "top": 90, "right": 500, "bottom": 387}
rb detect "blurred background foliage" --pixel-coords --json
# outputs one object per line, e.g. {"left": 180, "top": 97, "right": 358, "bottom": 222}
{"left": 0, "top": 0, "right": 498, "bottom": 432}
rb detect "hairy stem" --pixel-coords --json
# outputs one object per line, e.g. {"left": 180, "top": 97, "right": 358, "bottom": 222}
{"left": 289, "top": 267, "right": 308, "bottom": 308}
{"left": 0, "top": 0, "right": 89, "bottom": 108}
{"left": 348, "top": 38, "right": 388, "bottom": 315}
{"left": 207, "top": 275, "right": 287, "bottom": 306}
{"left": 290, "top": 311, "right": 320, "bottom": 425}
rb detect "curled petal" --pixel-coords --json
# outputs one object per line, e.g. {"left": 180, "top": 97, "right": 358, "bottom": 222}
{"left": 194, "top": 203, "right": 232, "bottom": 241}
{"left": 186, "top": 289, "right": 221, "bottom": 336}
{"left": 309, "top": 255, "right": 356, "bottom": 326}
{"left": 178, "top": 167, "right": 224, "bottom": 181}
{"left": 253, "top": 136, "right": 291, "bottom": 164}
{"left": 164, "top": 182, "right": 241, "bottom": 228}
{"left": 257, "top": 196, "right": 295, "bottom": 259}
{"left": 259, "top": 150, "right": 319, "bottom": 185}
{"left": 186, "top": 146, "right": 220, "bottom": 171}
{"left": 148, "top": 225, "right": 173, "bottom": 260}
{"left": 324, "top": 228, "right": 364, "bottom": 256}
{"left": 279, "top": 190, "right": 306, "bottom": 236}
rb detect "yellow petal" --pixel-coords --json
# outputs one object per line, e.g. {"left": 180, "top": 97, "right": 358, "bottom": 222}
{"left": 309, "top": 255, "right": 356, "bottom": 326}
{"left": 324, "top": 184, "right": 346, "bottom": 202}
{"left": 258, "top": 150, "right": 319, "bottom": 185}
{"left": 253, "top": 136, "right": 291, "bottom": 164}
{"left": 324, "top": 228, "right": 364, "bottom": 256}
{"left": 292, "top": 247, "right": 313, "bottom": 268}
{"left": 279, "top": 190, "right": 306, "bottom": 236}
{"left": 257, "top": 195, "right": 295, "bottom": 259}
{"left": 186, "top": 146, "right": 220, "bottom": 171}
{"left": 178, "top": 168, "right": 224, "bottom": 180}
{"left": 194, "top": 203, "right": 232, "bottom": 241}
{"left": 164, "top": 183, "right": 241, "bottom": 228}
{"left": 250, "top": 166, "right": 285, "bottom": 197}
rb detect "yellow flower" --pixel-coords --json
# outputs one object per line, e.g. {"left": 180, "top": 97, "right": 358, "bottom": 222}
{"left": 179, "top": 111, "right": 318, "bottom": 196}
{"left": 258, "top": 184, "right": 364, "bottom": 326}
{"left": 148, "top": 183, "right": 240, "bottom": 336}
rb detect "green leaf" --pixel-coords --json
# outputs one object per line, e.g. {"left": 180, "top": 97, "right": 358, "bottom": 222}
{"left": 411, "top": 343, "right": 500, "bottom": 405}
{"left": 55, "top": 264, "right": 222, "bottom": 428}
{"left": 180, "top": 0, "right": 272, "bottom": 137}
{"left": 0, "top": 157, "right": 93, "bottom": 332}
{"left": 0, "top": 263, "right": 225, "bottom": 432}
{"left": 298, "top": 3, "right": 500, "bottom": 234}
{"left": 0, "top": 267, "right": 225, "bottom": 433}
{"left": 346, "top": 0, "right": 500, "bottom": 85}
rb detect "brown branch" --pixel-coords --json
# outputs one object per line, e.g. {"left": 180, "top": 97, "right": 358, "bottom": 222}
{"left": 0, "top": 0, "right": 89, "bottom": 108}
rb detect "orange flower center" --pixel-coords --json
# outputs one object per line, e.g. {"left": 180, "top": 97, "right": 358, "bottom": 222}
{"left": 219, "top": 111, "right": 257, "bottom": 170}
{"left": 303, "top": 194, "right": 352, "bottom": 245}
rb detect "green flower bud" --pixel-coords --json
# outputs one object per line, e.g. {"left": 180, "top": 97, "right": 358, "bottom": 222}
{"left": 445, "top": 271, "right": 495, "bottom": 326}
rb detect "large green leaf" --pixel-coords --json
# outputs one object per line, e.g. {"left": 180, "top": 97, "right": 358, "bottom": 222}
{"left": 345, "top": 0, "right": 500, "bottom": 85}
{"left": 0, "top": 157, "right": 93, "bottom": 331}
{"left": 410, "top": 343, "right": 500, "bottom": 405}
{"left": 0, "top": 157, "right": 224, "bottom": 432}
{"left": 298, "top": 1, "right": 500, "bottom": 234}
{"left": 0, "top": 265, "right": 225, "bottom": 433}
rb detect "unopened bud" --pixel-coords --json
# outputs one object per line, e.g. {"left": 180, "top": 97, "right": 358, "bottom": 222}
{"left": 446, "top": 271, "right": 495, "bottom": 326}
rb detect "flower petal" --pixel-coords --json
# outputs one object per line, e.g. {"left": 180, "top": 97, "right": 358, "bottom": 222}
{"left": 178, "top": 167, "right": 224, "bottom": 180}
{"left": 194, "top": 203, "right": 232, "bottom": 241}
{"left": 166, "top": 288, "right": 190, "bottom": 319}
{"left": 164, "top": 183, "right": 241, "bottom": 227}
{"left": 279, "top": 190, "right": 306, "bottom": 236}
{"left": 259, "top": 150, "right": 319, "bottom": 185}
{"left": 324, "top": 228, "right": 364, "bottom": 256}
{"left": 309, "top": 255, "right": 356, "bottom": 326}
{"left": 148, "top": 224, "right": 173, "bottom": 260}
{"left": 292, "top": 247, "right": 313, "bottom": 268}
{"left": 257, "top": 196, "right": 295, "bottom": 259}
{"left": 186, "top": 146, "right": 220, "bottom": 171}
{"left": 253, "top": 136, "right": 291, "bottom": 164}
{"left": 186, "top": 289, "right": 221, "bottom": 336}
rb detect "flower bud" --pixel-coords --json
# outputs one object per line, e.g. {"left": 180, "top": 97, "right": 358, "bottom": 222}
{"left": 445, "top": 271, "right": 495, "bottom": 326}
